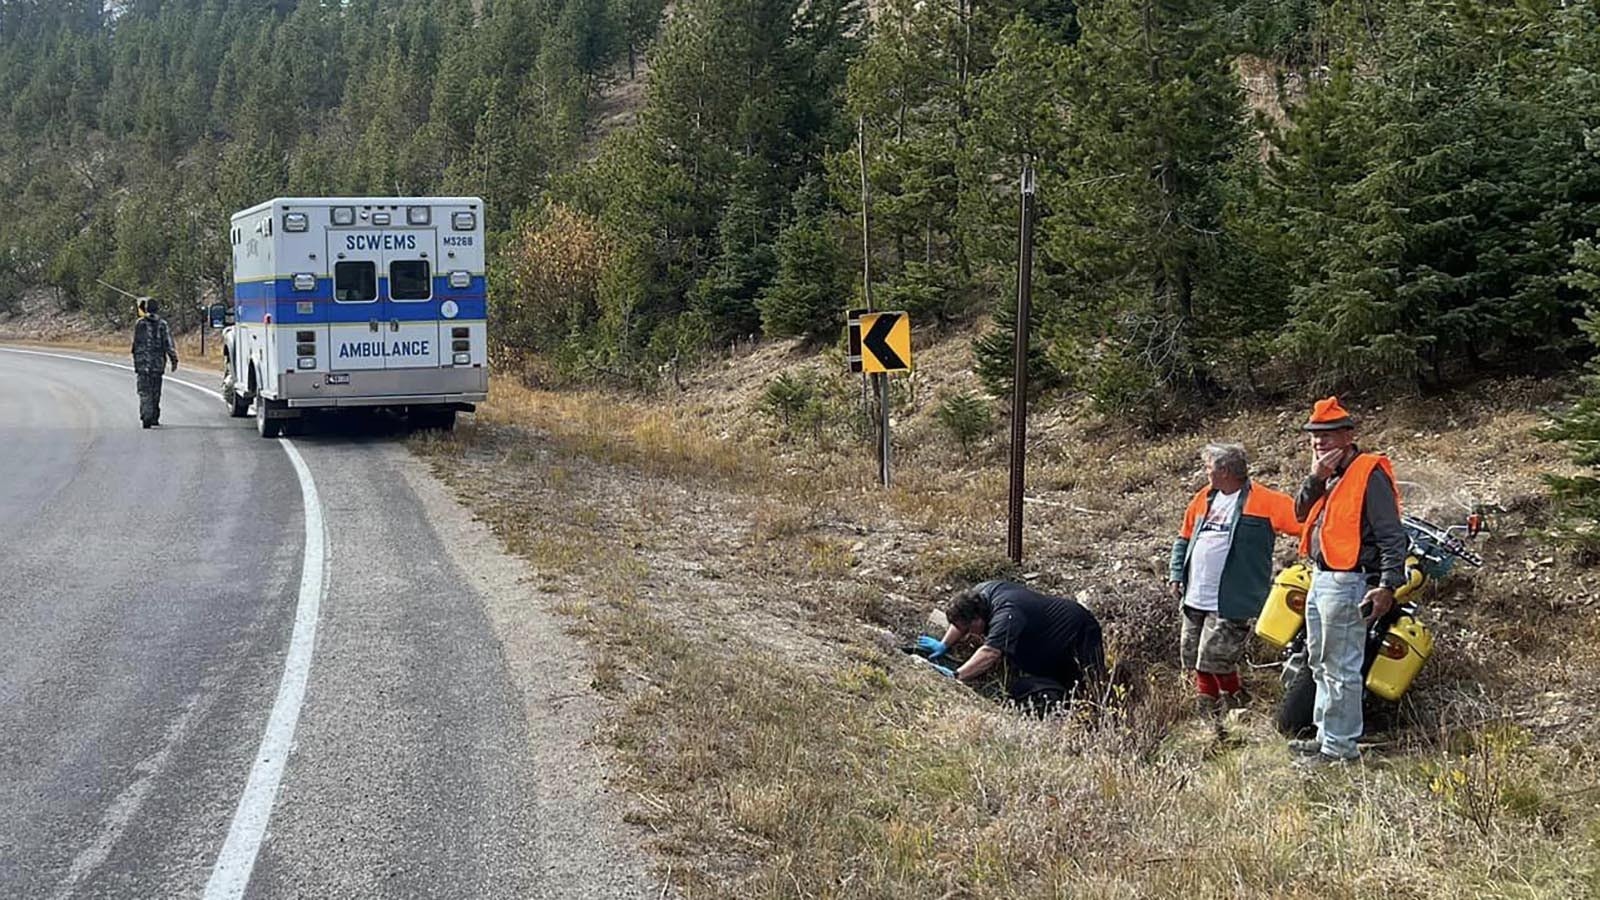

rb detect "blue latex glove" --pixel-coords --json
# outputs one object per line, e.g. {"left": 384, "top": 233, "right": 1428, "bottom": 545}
{"left": 930, "top": 663, "right": 956, "bottom": 678}
{"left": 915, "top": 636, "right": 948, "bottom": 658}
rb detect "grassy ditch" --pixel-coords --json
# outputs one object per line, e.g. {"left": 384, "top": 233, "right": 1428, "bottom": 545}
{"left": 410, "top": 374, "right": 1600, "bottom": 898}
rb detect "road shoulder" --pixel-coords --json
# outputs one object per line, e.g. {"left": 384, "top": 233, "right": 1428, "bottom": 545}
{"left": 393, "top": 446, "right": 660, "bottom": 898}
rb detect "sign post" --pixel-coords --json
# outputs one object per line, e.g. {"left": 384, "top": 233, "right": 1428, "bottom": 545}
{"left": 1007, "top": 164, "right": 1037, "bottom": 565}
{"left": 848, "top": 310, "right": 913, "bottom": 488}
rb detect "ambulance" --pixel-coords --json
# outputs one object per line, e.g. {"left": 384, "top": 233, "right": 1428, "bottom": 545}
{"left": 223, "top": 197, "right": 488, "bottom": 437}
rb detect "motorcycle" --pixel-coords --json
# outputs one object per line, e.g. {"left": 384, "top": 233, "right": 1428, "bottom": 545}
{"left": 1256, "top": 510, "right": 1487, "bottom": 736}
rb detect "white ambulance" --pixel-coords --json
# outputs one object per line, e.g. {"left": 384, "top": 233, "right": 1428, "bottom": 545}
{"left": 224, "top": 197, "right": 488, "bottom": 437}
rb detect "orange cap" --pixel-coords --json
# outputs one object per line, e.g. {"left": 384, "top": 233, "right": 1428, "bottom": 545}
{"left": 1303, "top": 396, "right": 1355, "bottom": 431}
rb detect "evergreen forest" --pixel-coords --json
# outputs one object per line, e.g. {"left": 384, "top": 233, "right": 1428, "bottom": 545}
{"left": 1, "top": 0, "right": 1599, "bottom": 431}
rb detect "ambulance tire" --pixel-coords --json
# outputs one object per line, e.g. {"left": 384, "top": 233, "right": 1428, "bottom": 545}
{"left": 224, "top": 380, "right": 250, "bottom": 418}
{"left": 1276, "top": 665, "right": 1316, "bottom": 736}
{"left": 223, "top": 355, "right": 250, "bottom": 417}
{"left": 256, "top": 397, "right": 281, "bottom": 439}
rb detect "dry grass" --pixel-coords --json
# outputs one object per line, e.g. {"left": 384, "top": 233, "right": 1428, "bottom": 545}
{"left": 459, "top": 508, "right": 1600, "bottom": 898}
{"left": 409, "top": 335, "right": 1600, "bottom": 896}
{"left": 475, "top": 376, "right": 772, "bottom": 485}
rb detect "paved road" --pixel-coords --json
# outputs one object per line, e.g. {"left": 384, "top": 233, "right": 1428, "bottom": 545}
{"left": 0, "top": 348, "right": 642, "bottom": 898}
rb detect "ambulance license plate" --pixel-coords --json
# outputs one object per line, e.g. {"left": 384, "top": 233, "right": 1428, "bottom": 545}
{"left": 326, "top": 373, "right": 349, "bottom": 385}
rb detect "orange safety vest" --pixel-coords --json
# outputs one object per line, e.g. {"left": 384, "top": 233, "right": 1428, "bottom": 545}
{"left": 1179, "top": 483, "right": 1300, "bottom": 541}
{"left": 1298, "top": 453, "right": 1400, "bottom": 568}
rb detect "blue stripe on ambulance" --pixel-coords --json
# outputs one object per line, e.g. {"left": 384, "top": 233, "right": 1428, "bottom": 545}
{"left": 233, "top": 276, "right": 486, "bottom": 323}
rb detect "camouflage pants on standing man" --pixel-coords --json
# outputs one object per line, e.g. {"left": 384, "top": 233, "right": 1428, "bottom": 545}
{"left": 137, "top": 370, "right": 164, "bottom": 427}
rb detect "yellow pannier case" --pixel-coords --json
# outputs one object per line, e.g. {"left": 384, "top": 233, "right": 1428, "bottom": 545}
{"left": 1254, "top": 563, "right": 1311, "bottom": 650}
{"left": 1366, "top": 615, "right": 1434, "bottom": 701}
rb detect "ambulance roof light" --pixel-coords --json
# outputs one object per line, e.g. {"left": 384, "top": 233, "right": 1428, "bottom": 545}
{"left": 292, "top": 273, "right": 317, "bottom": 292}
{"left": 372, "top": 211, "right": 392, "bottom": 226}
{"left": 331, "top": 206, "right": 356, "bottom": 226}
{"left": 407, "top": 206, "right": 431, "bottom": 226}
{"left": 449, "top": 270, "right": 470, "bottom": 288}
{"left": 283, "top": 212, "right": 309, "bottom": 232}
{"left": 452, "top": 212, "right": 476, "bottom": 231}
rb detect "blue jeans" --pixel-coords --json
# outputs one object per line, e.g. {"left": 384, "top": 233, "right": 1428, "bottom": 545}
{"left": 1306, "top": 569, "right": 1367, "bottom": 759}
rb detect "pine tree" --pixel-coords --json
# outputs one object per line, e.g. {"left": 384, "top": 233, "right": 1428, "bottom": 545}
{"left": 1546, "top": 238, "right": 1600, "bottom": 560}
{"left": 757, "top": 178, "right": 848, "bottom": 342}
{"left": 1032, "top": 0, "right": 1249, "bottom": 426}
{"left": 1271, "top": 0, "right": 1600, "bottom": 390}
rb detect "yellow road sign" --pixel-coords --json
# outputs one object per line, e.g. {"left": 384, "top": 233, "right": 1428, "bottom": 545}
{"left": 858, "top": 311, "right": 911, "bottom": 374}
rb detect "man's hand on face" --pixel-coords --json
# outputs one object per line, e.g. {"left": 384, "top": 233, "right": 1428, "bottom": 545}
{"left": 1363, "top": 587, "right": 1394, "bottom": 623}
{"left": 1311, "top": 444, "right": 1344, "bottom": 480}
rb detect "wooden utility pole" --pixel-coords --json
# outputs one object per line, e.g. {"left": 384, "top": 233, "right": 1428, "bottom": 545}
{"left": 1006, "top": 164, "right": 1037, "bottom": 563}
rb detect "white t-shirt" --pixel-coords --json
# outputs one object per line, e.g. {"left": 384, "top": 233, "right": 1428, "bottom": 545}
{"left": 1183, "top": 489, "right": 1240, "bottom": 613}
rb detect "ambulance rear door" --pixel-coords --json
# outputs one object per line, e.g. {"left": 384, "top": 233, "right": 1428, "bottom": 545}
{"left": 327, "top": 230, "right": 386, "bottom": 371}
{"left": 381, "top": 228, "right": 441, "bottom": 369}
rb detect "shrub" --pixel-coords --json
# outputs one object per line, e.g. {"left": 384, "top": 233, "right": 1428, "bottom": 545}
{"left": 759, "top": 371, "right": 829, "bottom": 440}
{"left": 934, "top": 391, "right": 994, "bottom": 457}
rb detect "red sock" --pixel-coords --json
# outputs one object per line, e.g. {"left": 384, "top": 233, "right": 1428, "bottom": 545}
{"left": 1215, "top": 672, "right": 1241, "bottom": 694}
{"left": 1194, "top": 671, "right": 1220, "bottom": 697}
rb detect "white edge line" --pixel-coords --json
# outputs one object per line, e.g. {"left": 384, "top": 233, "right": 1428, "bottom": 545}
{"left": 204, "top": 438, "right": 324, "bottom": 900}
{"left": 0, "top": 347, "right": 327, "bottom": 899}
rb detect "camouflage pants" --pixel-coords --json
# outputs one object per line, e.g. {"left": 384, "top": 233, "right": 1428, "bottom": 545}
{"left": 1179, "top": 606, "right": 1252, "bottom": 675}
{"left": 136, "top": 371, "right": 164, "bottom": 425}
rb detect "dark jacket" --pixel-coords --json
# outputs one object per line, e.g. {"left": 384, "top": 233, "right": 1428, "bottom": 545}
{"left": 972, "top": 581, "right": 1105, "bottom": 690}
{"left": 132, "top": 314, "right": 178, "bottom": 374}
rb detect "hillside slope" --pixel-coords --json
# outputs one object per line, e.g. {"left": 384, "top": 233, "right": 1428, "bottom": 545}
{"left": 409, "top": 323, "right": 1600, "bottom": 896}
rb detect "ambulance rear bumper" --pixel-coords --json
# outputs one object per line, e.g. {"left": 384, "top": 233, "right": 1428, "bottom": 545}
{"left": 284, "top": 394, "right": 485, "bottom": 409}
{"left": 272, "top": 366, "right": 488, "bottom": 408}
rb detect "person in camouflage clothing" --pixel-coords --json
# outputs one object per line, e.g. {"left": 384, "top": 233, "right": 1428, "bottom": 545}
{"left": 1168, "top": 443, "right": 1301, "bottom": 734}
{"left": 131, "top": 297, "right": 179, "bottom": 428}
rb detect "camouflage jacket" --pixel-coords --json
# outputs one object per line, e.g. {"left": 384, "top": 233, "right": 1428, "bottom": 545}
{"left": 132, "top": 314, "right": 178, "bottom": 374}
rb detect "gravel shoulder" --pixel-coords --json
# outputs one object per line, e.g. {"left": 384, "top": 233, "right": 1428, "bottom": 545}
{"left": 395, "top": 447, "right": 660, "bottom": 898}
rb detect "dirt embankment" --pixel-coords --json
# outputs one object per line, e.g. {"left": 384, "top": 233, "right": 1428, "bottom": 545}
{"left": 410, "top": 323, "right": 1600, "bottom": 897}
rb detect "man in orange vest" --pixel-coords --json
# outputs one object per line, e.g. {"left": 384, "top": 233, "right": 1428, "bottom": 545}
{"left": 1168, "top": 443, "right": 1300, "bottom": 732}
{"left": 1290, "top": 397, "right": 1408, "bottom": 765}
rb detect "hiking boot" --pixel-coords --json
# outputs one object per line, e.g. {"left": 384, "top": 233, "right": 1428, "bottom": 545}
{"left": 1295, "top": 751, "right": 1357, "bottom": 770}
{"left": 1287, "top": 737, "right": 1322, "bottom": 756}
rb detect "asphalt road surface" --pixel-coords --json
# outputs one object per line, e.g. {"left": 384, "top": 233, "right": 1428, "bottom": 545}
{"left": 0, "top": 347, "right": 649, "bottom": 899}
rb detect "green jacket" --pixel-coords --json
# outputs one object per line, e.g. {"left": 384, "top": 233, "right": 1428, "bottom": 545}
{"left": 1168, "top": 481, "right": 1301, "bottom": 620}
